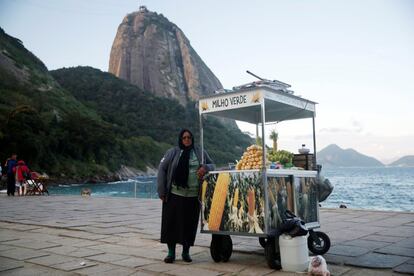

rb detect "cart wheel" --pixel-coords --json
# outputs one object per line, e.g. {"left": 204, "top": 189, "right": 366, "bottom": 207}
{"left": 308, "top": 231, "right": 331, "bottom": 255}
{"left": 221, "top": 235, "right": 233, "bottom": 262}
{"left": 259, "top": 237, "right": 267, "bottom": 248}
{"left": 264, "top": 237, "right": 281, "bottom": 270}
{"left": 210, "top": 235, "right": 222, "bottom": 262}
{"left": 210, "top": 235, "right": 233, "bottom": 262}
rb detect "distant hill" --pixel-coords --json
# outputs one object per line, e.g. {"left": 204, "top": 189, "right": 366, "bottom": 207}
{"left": 389, "top": 155, "right": 414, "bottom": 167}
{"left": 317, "top": 144, "right": 384, "bottom": 167}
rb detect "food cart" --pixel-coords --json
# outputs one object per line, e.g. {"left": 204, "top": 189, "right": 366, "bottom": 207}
{"left": 198, "top": 79, "right": 330, "bottom": 268}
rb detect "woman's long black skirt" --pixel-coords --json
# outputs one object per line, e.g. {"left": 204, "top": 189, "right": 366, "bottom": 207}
{"left": 161, "top": 193, "right": 200, "bottom": 246}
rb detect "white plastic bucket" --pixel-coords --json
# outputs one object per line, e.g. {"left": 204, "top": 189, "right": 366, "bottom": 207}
{"left": 279, "top": 234, "right": 309, "bottom": 272}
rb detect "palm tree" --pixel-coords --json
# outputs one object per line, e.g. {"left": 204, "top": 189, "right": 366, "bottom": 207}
{"left": 269, "top": 130, "right": 278, "bottom": 153}
{"left": 255, "top": 136, "right": 262, "bottom": 146}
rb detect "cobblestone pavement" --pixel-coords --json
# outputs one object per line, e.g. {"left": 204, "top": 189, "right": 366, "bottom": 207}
{"left": 0, "top": 195, "right": 413, "bottom": 275}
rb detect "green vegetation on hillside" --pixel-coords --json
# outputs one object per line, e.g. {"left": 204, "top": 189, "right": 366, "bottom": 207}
{"left": 0, "top": 27, "right": 50, "bottom": 86}
{"left": 0, "top": 28, "right": 252, "bottom": 182}
{"left": 51, "top": 66, "right": 253, "bottom": 167}
{"left": 1, "top": 28, "right": 107, "bottom": 180}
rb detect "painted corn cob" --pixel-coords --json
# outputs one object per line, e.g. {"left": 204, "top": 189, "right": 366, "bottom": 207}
{"left": 268, "top": 187, "right": 276, "bottom": 206}
{"left": 233, "top": 188, "right": 239, "bottom": 208}
{"left": 201, "top": 180, "right": 208, "bottom": 202}
{"left": 248, "top": 188, "right": 256, "bottom": 216}
{"left": 286, "top": 180, "right": 293, "bottom": 212}
{"left": 208, "top": 173, "right": 230, "bottom": 231}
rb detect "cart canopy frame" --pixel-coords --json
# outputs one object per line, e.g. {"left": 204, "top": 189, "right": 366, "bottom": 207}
{"left": 199, "top": 86, "right": 317, "bottom": 124}
{"left": 199, "top": 84, "right": 318, "bottom": 165}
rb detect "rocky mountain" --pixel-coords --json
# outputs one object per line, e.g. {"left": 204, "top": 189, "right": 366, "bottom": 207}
{"left": 389, "top": 156, "right": 414, "bottom": 167}
{"left": 109, "top": 7, "right": 222, "bottom": 106}
{"left": 317, "top": 144, "right": 384, "bottom": 167}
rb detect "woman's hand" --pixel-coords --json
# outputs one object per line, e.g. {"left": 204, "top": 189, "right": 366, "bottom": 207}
{"left": 159, "top": 195, "right": 166, "bottom": 202}
{"left": 197, "top": 166, "right": 207, "bottom": 180}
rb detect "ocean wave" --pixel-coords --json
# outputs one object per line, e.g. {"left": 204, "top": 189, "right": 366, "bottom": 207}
{"left": 58, "top": 184, "right": 81, "bottom": 187}
{"left": 134, "top": 180, "right": 154, "bottom": 184}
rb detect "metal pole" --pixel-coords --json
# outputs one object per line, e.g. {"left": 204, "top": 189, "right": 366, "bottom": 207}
{"left": 260, "top": 100, "right": 269, "bottom": 234}
{"left": 134, "top": 182, "right": 137, "bottom": 198}
{"left": 246, "top": 70, "right": 264, "bottom": 80}
{"left": 150, "top": 180, "right": 153, "bottom": 199}
{"left": 261, "top": 105, "right": 266, "bottom": 164}
{"left": 200, "top": 113, "right": 204, "bottom": 164}
{"left": 312, "top": 116, "right": 317, "bottom": 171}
{"left": 199, "top": 112, "right": 205, "bottom": 228}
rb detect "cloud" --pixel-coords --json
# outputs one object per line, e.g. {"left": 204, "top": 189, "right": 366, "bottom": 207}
{"left": 293, "top": 134, "right": 313, "bottom": 140}
{"left": 319, "top": 118, "right": 364, "bottom": 134}
{"left": 351, "top": 119, "right": 363, "bottom": 133}
{"left": 319, "top": 127, "right": 351, "bottom": 133}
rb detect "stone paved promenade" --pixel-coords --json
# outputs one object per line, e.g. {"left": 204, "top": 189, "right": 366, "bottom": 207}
{"left": 0, "top": 195, "right": 413, "bottom": 275}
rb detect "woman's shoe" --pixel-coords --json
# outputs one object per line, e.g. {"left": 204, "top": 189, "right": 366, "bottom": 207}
{"left": 182, "top": 253, "right": 192, "bottom": 262}
{"left": 164, "top": 255, "right": 175, "bottom": 263}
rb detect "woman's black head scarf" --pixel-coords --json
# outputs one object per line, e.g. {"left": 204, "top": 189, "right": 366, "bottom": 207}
{"left": 174, "top": 129, "right": 194, "bottom": 188}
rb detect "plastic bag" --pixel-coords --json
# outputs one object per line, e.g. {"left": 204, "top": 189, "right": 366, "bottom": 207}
{"left": 279, "top": 210, "right": 308, "bottom": 237}
{"left": 317, "top": 175, "right": 333, "bottom": 202}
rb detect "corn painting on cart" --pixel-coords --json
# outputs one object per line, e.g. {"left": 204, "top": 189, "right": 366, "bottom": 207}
{"left": 198, "top": 80, "right": 331, "bottom": 268}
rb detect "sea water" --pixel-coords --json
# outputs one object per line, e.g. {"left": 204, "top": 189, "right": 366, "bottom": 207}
{"left": 48, "top": 167, "right": 414, "bottom": 212}
{"left": 48, "top": 177, "right": 158, "bottom": 198}
{"left": 322, "top": 166, "right": 414, "bottom": 212}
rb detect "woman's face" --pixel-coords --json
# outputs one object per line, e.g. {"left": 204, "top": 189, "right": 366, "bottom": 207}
{"left": 181, "top": 131, "right": 192, "bottom": 147}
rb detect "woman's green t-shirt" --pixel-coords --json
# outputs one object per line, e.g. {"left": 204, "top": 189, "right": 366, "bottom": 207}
{"left": 171, "top": 150, "right": 199, "bottom": 197}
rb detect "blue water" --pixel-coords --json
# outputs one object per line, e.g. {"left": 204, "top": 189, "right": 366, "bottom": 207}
{"left": 322, "top": 166, "right": 414, "bottom": 212}
{"left": 48, "top": 177, "right": 158, "bottom": 199}
{"left": 48, "top": 167, "right": 414, "bottom": 212}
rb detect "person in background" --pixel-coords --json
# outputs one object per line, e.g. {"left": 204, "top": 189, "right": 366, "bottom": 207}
{"left": 5, "top": 154, "right": 17, "bottom": 196}
{"left": 13, "top": 160, "right": 30, "bottom": 196}
{"left": 157, "top": 129, "right": 215, "bottom": 263}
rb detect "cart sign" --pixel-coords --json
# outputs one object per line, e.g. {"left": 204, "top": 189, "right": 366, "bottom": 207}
{"left": 199, "top": 91, "right": 262, "bottom": 114}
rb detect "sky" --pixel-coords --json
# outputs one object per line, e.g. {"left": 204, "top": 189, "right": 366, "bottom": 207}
{"left": 1, "top": 0, "right": 413, "bottom": 163}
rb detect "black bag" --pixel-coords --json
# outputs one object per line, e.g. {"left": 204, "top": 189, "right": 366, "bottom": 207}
{"left": 317, "top": 175, "right": 333, "bottom": 202}
{"left": 22, "top": 171, "right": 31, "bottom": 180}
{"left": 280, "top": 210, "right": 308, "bottom": 237}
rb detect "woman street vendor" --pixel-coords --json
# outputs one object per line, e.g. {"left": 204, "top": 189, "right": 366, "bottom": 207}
{"left": 157, "top": 129, "right": 215, "bottom": 263}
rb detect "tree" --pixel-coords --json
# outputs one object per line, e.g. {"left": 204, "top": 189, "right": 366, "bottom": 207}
{"left": 255, "top": 136, "right": 262, "bottom": 147}
{"left": 269, "top": 130, "right": 278, "bottom": 153}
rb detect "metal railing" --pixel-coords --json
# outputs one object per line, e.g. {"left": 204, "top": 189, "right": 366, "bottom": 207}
{"left": 133, "top": 178, "right": 157, "bottom": 198}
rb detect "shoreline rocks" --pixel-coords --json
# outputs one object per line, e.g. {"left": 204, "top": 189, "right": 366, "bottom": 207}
{"left": 47, "top": 165, "right": 157, "bottom": 186}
